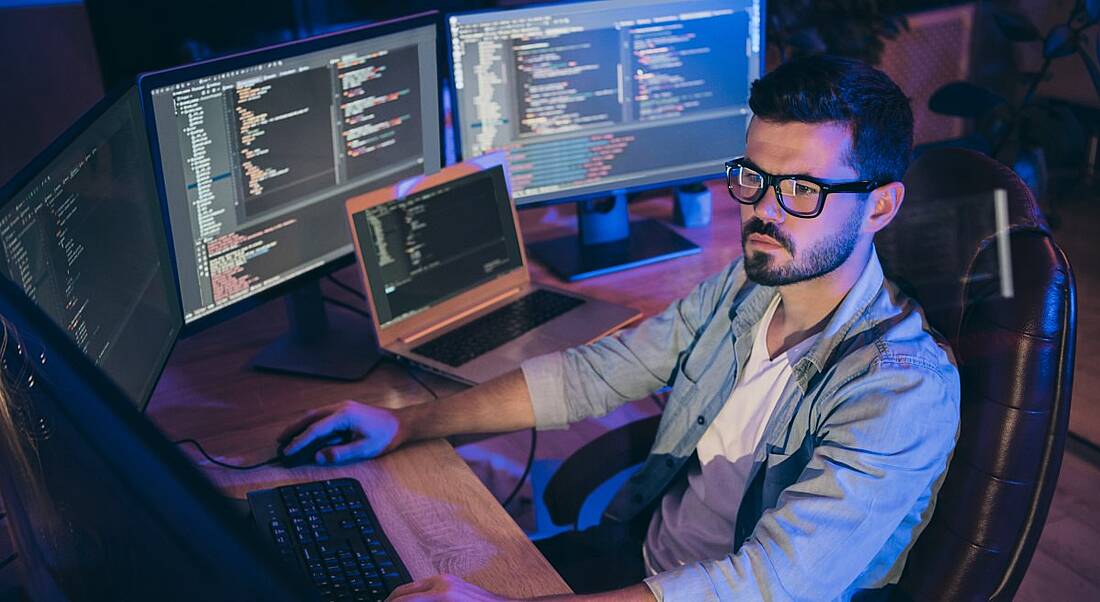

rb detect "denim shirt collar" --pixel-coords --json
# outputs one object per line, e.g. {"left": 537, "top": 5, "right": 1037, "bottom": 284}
{"left": 728, "top": 248, "right": 885, "bottom": 393}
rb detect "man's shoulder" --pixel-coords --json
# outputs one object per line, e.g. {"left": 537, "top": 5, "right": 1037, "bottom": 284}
{"left": 819, "top": 280, "right": 961, "bottom": 439}
{"left": 820, "top": 276, "right": 957, "bottom": 387}
{"left": 834, "top": 277, "right": 960, "bottom": 406}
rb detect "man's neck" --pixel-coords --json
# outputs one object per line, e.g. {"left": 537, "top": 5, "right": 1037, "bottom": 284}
{"left": 767, "top": 243, "right": 873, "bottom": 357}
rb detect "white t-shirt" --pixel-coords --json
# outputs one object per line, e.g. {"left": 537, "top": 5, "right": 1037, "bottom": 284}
{"left": 644, "top": 294, "right": 820, "bottom": 574}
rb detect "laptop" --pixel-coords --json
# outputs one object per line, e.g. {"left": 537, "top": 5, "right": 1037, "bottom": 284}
{"left": 345, "top": 152, "right": 641, "bottom": 384}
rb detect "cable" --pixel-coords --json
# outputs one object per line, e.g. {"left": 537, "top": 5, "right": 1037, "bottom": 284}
{"left": 0, "top": 553, "right": 16, "bottom": 570}
{"left": 501, "top": 428, "right": 537, "bottom": 509}
{"left": 322, "top": 295, "right": 371, "bottom": 319}
{"left": 392, "top": 360, "right": 533, "bottom": 508}
{"left": 398, "top": 360, "right": 439, "bottom": 399}
{"left": 174, "top": 438, "right": 279, "bottom": 470}
{"left": 326, "top": 274, "right": 364, "bottom": 300}
{"left": 393, "top": 360, "right": 533, "bottom": 507}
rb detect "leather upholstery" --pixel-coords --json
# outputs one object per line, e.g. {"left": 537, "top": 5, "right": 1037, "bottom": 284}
{"left": 542, "top": 149, "right": 1077, "bottom": 601}
{"left": 881, "top": 149, "right": 1076, "bottom": 601}
{"left": 544, "top": 413, "right": 661, "bottom": 527}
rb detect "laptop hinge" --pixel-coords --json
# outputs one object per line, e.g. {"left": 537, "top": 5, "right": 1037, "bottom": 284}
{"left": 401, "top": 287, "right": 523, "bottom": 345}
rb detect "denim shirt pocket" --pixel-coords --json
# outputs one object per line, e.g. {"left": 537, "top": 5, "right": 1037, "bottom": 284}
{"left": 761, "top": 434, "right": 815, "bottom": 509}
{"left": 678, "top": 322, "right": 736, "bottom": 386}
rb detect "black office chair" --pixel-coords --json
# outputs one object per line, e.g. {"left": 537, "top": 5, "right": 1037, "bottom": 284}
{"left": 541, "top": 148, "right": 1077, "bottom": 600}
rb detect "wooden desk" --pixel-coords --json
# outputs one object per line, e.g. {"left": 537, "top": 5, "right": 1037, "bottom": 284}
{"left": 145, "top": 315, "right": 567, "bottom": 597}
{"left": 145, "top": 184, "right": 742, "bottom": 599}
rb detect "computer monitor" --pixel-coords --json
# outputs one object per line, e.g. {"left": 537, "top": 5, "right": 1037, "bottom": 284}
{"left": 0, "top": 257, "right": 311, "bottom": 600}
{"left": 139, "top": 11, "right": 444, "bottom": 379}
{"left": 0, "top": 88, "right": 182, "bottom": 410}
{"left": 447, "top": 0, "right": 764, "bottom": 280}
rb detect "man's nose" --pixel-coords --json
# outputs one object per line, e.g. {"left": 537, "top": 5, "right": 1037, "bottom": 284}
{"left": 753, "top": 185, "right": 784, "bottom": 222}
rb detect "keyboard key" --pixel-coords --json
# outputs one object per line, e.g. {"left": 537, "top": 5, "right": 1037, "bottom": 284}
{"left": 249, "top": 478, "right": 411, "bottom": 601}
{"left": 412, "top": 290, "right": 584, "bottom": 367}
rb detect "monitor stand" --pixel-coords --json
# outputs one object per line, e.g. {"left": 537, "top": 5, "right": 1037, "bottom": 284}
{"left": 526, "top": 191, "right": 701, "bottom": 282}
{"left": 251, "top": 280, "right": 381, "bottom": 380}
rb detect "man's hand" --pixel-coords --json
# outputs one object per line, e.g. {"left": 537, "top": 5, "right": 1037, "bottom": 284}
{"left": 387, "top": 575, "right": 513, "bottom": 601}
{"left": 277, "top": 400, "right": 406, "bottom": 464}
{"left": 276, "top": 369, "right": 535, "bottom": 466}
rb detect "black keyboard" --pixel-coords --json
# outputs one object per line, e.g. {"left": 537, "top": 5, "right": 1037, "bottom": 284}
{"left": 412, "top": 289, "right": 585, "bottom": 367}
{"left": 248, "top": 478, "right": 411, "bottom": 601}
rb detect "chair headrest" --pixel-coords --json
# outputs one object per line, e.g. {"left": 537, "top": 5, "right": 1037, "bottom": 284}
{"left": 904, "top": 148, "right": 1048, "bottom": 232}
{"left": 877, "top": 148, "right": 1050, "bottom": 343}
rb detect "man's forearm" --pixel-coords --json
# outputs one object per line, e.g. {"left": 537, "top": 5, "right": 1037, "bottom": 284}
{"left": 398, "top": 368, "right": 535, "bottom": 441}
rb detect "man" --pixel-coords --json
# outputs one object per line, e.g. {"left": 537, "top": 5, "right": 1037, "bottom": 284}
{"left": 280, "top": 55, "right": 960, "bottom": 601}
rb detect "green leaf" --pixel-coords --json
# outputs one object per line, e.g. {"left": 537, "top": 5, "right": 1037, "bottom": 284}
{"left": 993, "top": 8, "right": 1041, "bottom": 42}
{"left": 1044, "top": 25, "right": 1077, "bottom": 58}
{"left": 929, "top": 82, "right": 1007, "bottom": 118}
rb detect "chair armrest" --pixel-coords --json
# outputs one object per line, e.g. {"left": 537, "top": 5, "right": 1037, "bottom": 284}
{"left": 542, "top": 415, "right": 660, "bottom": 527}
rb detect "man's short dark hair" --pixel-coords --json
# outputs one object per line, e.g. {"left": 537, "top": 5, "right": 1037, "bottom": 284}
{"left": 748, "top": 55, "right": 914, "bottom": 184}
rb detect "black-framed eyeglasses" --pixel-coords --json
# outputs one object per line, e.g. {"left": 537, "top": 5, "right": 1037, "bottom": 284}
{"left": 724, "top": 157, "right": 879, "bottom": 218}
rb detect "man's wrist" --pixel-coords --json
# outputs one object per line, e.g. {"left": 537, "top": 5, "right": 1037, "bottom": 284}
{"left": 394, "top": 402, "right": 430, "bottom": 444}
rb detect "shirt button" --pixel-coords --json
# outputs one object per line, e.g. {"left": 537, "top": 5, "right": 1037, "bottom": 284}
{"left": 665, "top": 458, "right": 675, "bottom": 468}
{"left": 697, "top": 416, "right": 706, "bottom": 425}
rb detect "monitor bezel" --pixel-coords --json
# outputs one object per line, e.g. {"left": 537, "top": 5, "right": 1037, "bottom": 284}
{"left": 0, "top": 86, "right": 183, "bottom": 411}
{"left": 444, "top": 0, "right": 767, "bottom": 210}
{"left": 137, "top": 11, "right": 448, "bottom": 337}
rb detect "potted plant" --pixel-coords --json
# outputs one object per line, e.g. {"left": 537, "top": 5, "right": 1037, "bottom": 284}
{"left": 928, "top": 0, "right": 1100, "bottom": 211}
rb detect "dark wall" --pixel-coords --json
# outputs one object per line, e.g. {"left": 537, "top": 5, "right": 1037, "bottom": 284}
{"left": 84, "top": 0, "right": 492, "bottom": 89}
{"left": 0, "top": 3, "right": 104, "bottom": 186}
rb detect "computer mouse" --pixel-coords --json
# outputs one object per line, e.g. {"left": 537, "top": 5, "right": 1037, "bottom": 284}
{"left": 276, "top": 430, "right": 355, "bottom": 468}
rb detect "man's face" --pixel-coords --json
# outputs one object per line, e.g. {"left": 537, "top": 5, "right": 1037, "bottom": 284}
{"left": 739, "top": 119, "right": 868, "bottom": 286}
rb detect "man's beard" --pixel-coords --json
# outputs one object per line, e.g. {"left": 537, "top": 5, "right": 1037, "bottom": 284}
{"left": 740, "top": 209, "right": 863, "bottom": 286}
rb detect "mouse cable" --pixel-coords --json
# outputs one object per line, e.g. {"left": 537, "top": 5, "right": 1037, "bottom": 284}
{"left": 322, "top": 295, "right": 371, "bottom": 320}
{"left": 173, "top": 438, "right": 279, "bottom": 470}
{"left": 326, "top": 274, "right": 365, "bottom": 300}
{"left": 396, "top": 360, "right": 439, "bottom": 399}
{"left": 501, "top": 428, "right": 537, "bottom": 509}
{"left": 394, "top": 359, "right": 533, "bottom": 508}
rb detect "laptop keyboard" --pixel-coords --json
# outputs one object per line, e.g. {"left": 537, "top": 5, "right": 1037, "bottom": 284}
{"left": 411, "top": 289, "right": 585, "bottom": 367}
{"left": 248, "top": 478, "right": 411, "bottom": 601}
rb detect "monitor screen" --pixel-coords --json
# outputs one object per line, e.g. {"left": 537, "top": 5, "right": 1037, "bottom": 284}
{"left": 448, "top": 0, "right": 763, "bottom": 207}
{"left": 0, "top": 275, "right": 309, "bottom": 601}
{"left": 350, "top": 162, "right": 520, "bottom": 326}
{"left": 0, "top": 88, "right": 181, "bottom": 409}
{"left": 142, "top": 15, "right": 442, "bottom": 324}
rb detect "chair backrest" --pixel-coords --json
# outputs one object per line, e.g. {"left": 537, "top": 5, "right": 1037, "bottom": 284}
{"left": 878, "top": 148, "right": 1077, "bottom": 601}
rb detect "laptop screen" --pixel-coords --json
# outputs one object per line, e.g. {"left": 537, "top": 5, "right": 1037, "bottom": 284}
{"left": 351, "top": 164, "right": 523, "bottom": 326}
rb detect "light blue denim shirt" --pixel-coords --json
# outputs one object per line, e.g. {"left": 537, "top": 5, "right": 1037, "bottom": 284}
{"left": 522, "top": 250, "right": 960, "bottom": 601}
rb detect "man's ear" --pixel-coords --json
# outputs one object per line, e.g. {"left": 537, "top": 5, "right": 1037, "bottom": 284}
{"left": 864, "top": 181, "right": 904, "bottom": 234}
